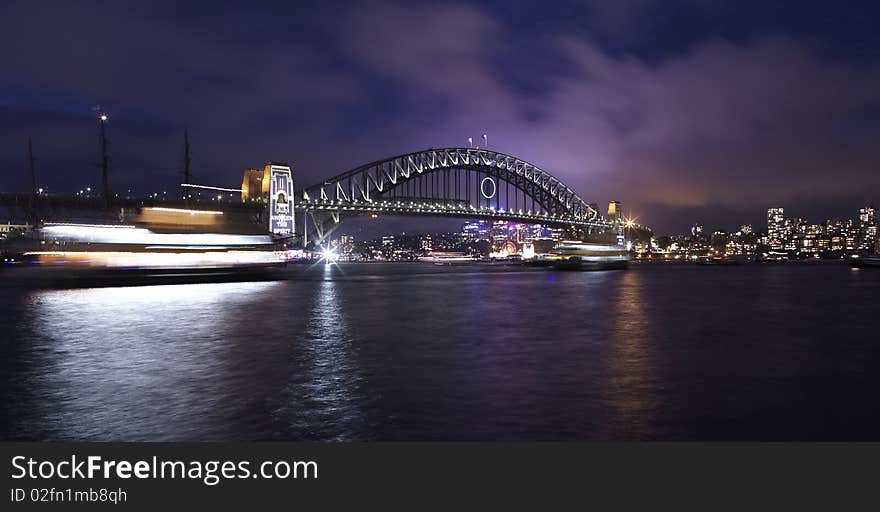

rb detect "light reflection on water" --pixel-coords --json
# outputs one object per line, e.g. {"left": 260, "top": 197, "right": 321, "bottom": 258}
{"left": 1, "top": 263, "right": 879, "bottom": 440}
{"left": 604, "top": 269, "right": 657, "bottom": 438}
{"left": 276, "top": 266, "right": 367, "bottom": 440}
{"left": 15, "top": 281, "right": 283, "bottom": 441}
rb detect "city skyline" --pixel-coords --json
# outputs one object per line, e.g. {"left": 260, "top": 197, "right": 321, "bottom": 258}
{"left": 3, "top": 1, "right": 880, "bottom": 234}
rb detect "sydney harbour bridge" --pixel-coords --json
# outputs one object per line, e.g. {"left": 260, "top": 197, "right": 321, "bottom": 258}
{"left": 1, "top": 147, "right": 618, "bottom": 246}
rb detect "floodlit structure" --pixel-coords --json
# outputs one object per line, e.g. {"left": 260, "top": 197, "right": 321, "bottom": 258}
{"left": 295, "top": 147, "right": 611, "bottom": 244}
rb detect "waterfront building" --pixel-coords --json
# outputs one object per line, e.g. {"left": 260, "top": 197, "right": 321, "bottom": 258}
{"left": 529, "top": 224, "right": 550, "bottom": 240}
{"left": 844, "top": 219, "right": 857, "bottom": 250}
{"left": 335, "top": 235, "right": 355, "bottom": 255}
{"left": 859, "top": 205, "right": 876, "bottom": 251}
{"left": 0, "top": 222, "right": 30, "bottom": 239}
{"left": 767, "top": 207, "right": 784, "bottom": 250}
{"left": 460, "top": 220, "right": 489, "bottom": 242}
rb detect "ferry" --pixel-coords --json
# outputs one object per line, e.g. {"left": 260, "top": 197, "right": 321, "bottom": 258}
{"left": 851, "top": 253, "right": 880, "bottom": 268}
{"left": 547, "top": 241, "right": 629, "bottom": 270}
{"left": 697, "top": 255, "right": 743, "bottom": 266}
{"left": 3, "top": 207, "right": 289, "bottom": 285}
{"left": 418, "top": 252, "right": 475, "bottom": 266}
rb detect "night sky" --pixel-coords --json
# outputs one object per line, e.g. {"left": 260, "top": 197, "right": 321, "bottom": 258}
{"left": 2, "top": 0, "right": 879, "bottom": 234}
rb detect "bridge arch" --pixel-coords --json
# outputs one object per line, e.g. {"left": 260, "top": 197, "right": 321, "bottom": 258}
{"left": 299, "top": 148, "right": 600, "bottom": 221}
{"left": 295, "top": 148, "right": 608, "bottom": 244}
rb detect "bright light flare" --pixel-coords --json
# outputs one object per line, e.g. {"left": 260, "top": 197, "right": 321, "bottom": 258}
{"left": 319, "top": 247, "right": 339, "bottom": 264}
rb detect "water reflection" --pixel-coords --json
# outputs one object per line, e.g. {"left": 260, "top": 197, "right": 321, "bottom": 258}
{"left": 2, "top": 263, "right": 877, "bottom": 441}
{"left": 279, "top": 265, "right": 366, "bottom": 440}
{"left": 604, "top": 269, "right": 657, "bottom": 438}
{"left": 14, "top": 281, "right": 282, "bottom": 440}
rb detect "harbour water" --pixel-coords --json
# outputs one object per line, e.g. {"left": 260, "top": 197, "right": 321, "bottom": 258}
{"left": 1, "top": 262, "right": 878, "bottom": 441}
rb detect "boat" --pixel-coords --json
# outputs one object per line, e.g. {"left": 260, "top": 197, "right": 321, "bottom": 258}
{"left": 418, "top": 251, "right": 475, "bottom": 266}
{"left": 697, "top": 256, "right": 739, "bottom": 266}
{"left": 2, "top": 207, "right": 289, "bottom": 285}
{"left": 851, "top": 253, "right": 880, "bottom": 268}
{"left": 547, "top": 241, "right": 629, "bottom": 271}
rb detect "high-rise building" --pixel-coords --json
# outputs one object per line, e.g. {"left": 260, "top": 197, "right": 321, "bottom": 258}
{"left": 335, "top": 235, "right": 355, "bottom": 255}
{"left": 767, "top": 207, "right": 784, "bottom": 250}
{"left": 460, "top": 221, "right": 489, "bottom": 242}
{"left": 859, "top": 206, "right": 875, "bottom": 226}
{"left": 858, "top": 205, "right": 876, "bottom": 251}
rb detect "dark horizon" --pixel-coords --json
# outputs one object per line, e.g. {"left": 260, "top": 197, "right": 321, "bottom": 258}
{"left": 2, "top": 1, "right": 880, "bottom": 234}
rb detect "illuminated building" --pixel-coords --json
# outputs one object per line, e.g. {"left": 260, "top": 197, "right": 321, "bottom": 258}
{"left": 842, "top": 219, "right": 857, "bottom": 250}
{"left": 767, "top": 207, "right": 784, "bottom": 250}
{"left": 0, "top": 222, "right": 30, "bottom": 239}
{"left": 460, "top": 221, "right": 489, "bottom": 242}
{"left": 490, "top": 221, "right": 510, "bottom": 245}
{"left": 529, "top": 224, "right": 550, "bottom": 240}
{"left": 859, "top": 205, "right": 876, "bottom": 251}
{"left": 607, "top": 201, "right": 622, "bottom": 223}
{"left": 333, "top": 235, "right": 355, "bottom": 256}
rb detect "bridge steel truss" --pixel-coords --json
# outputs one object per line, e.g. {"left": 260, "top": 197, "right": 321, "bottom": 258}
{"left": 296, "top": 148, "right": 609, "bottom": 245}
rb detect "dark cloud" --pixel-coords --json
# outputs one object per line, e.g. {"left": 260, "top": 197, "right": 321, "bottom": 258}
{"left": 2, "top": 1, "right": 879, "bottom": 233}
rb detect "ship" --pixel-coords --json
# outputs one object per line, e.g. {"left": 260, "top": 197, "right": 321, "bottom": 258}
{"left": 547, "top": 241, "right": 629, "bottom": 270}
{"left": 2, "top": 207, "right": 290, "bottom": 285}
{"left": 696, "top": 255, "right": 745, "bottom": 265}
{"left": 851, "top": 253, "right": 880, "bottom": 268}
{"left": 418, "top": 251, "right": 475, "bottom": 265}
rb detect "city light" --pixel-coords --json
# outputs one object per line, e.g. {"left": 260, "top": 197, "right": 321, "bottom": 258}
{"left": 319, "top": 246, "right": 339, "bottom": 264}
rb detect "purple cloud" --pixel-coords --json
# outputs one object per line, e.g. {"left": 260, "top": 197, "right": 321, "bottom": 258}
{"left": 1, "top": 1, "right": 878, "bottom": 232}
